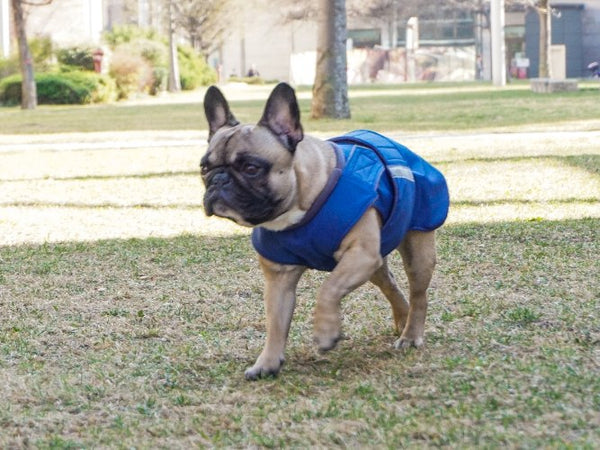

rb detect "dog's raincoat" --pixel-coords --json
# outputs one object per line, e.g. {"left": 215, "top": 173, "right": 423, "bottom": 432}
{"left": 252, "top": 130, "right": 449, "bottom": 271}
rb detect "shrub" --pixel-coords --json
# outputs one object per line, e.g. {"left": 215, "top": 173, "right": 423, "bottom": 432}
{"left": 0, "top": 36, "right": 54, "bottom": 79}
{"left": 0, "top": 74, "right": 22, "bottom": 105}
{"left": 0, "top": 56, "right": 19, "bottom": 79}
{"left": 56, "top": 46, "right": 95, "bottom": 71}
{"left": 105, "top": 30, "right": 168, "bottom": 97}
{"left": 104, "top": 25, "right": 162, "bottom": 48}
{"left": 109, "top": 46, "right": 154, "bottom": 99}
{"left": 127, "top": 38, "right": 169, "bottom": 95}
{"left": 0, "top": 71, "right": 116, "bottom": 105}
{"left": 150, "top": 67, "right": 167, "bottom": 95}
{"left": 103, "top": 26, "right": 215, "bottom": 96}
{"left": 29, "top": 36, "right": 54, "bottom": 72}
{"left": 132, "top": 38, "right": 168, "bottom": 68}
{"left": 55, "top": 70, "right": 116, "bottom": 103}
{"left": 36, "top": 73, "right": 92, "bottom": 104}
{"left": 178, "top": 44, "right": 216, "bottom": 90}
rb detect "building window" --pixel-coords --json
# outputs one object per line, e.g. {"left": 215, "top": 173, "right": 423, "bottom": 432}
{"left": 348, "top": 28, "right": 381, "bottom": 48}
{"left": 398, "top": 10, "right": 475, "bottom": 46}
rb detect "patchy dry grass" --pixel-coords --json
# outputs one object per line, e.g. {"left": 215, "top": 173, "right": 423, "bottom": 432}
{"left": 0, "top": 86, "right": 599, "bottom": 447}
{"left": 0, "top": 221, "right": 598, "bottom": 448}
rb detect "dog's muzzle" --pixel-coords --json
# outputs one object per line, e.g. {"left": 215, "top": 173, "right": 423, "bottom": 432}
{"left": 203, "top": 169, "right": 231, "bottom": 216}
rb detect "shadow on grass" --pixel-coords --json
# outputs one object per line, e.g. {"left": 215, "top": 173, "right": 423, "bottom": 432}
{"left": 1, "top": 217, "right": 598, "bottom": 377}
{"left": 563, "top": 154, "right": 600, "bottom": 176}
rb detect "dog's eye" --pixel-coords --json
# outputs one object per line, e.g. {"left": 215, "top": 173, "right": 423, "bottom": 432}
{"left": 242, "top": 163, "right": 260, "bottom": 177}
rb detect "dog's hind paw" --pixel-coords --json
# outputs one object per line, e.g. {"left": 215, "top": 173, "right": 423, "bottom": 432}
{"left": 314, "top": 332, "right": 342, "bottom": 353}
{"left": 313, "top": 313, "right": 342, "bottom": 353}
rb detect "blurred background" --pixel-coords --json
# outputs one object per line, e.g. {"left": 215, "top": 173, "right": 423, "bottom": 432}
{"left": 1, "top": 1, "right": 599, "bottom": 91}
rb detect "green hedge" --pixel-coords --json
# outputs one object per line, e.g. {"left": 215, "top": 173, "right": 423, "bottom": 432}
{"left": 0, "top": 71, "right": 116, "bottom": 106}
{"left": 178, "top": 44, "right": 216, "bottom": 90}
{"left": 56, "top": 46, "right": 95, "bottom": 71}
{"left": 104, "top": 25, "right": 216, "bottom": 96}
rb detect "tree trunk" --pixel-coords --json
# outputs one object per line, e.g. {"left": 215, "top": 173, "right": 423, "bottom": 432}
{"left": 11, "top": 0, "right": 36, "bottom": 109}
{"left": 537, "top": 0, "right": 551, "bottom": 78}
{"left": 167, "top": 0, "right": 181, "bottom": 92}
{"left": 311, "top": 0, "right": 350, "bottom": 119}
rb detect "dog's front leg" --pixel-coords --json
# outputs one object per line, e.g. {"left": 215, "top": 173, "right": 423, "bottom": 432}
{"left": 245, "top": 256, "right": 305, "bottom": 380}
{"left": 314, "top": 209, "right": 383, "bottom": 352}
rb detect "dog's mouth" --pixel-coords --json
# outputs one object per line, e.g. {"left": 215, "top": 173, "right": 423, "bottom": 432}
{"left": 204, "top": 188, "right": 242, "bottom": 223}
{"left": 203, "top": 187, "right": 280, "bottom": 227}
{"left": 204, "top": 199, "right": 250, "bottom": 226}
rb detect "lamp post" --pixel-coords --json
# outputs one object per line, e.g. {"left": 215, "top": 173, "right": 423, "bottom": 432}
{"left": 490, "top": 0, "right": 506, "bottom": 86}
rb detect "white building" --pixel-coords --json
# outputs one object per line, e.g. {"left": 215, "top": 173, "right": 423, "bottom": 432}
{"left": 0, "top": 0, "right": 11, "bottom": 57}
{"left": 216, "top": 5, "right": 318, "bottom": 83}
{"left": 0, "top": 0, "right": 104, "bottom": 58}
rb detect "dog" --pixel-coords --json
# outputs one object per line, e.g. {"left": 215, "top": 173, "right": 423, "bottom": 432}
{"left": 201, "top": 83, "right": 449, "bottom": 380}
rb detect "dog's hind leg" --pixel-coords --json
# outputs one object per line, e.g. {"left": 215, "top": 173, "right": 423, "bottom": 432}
{"left": 394, "top": 230, "right": 436, "bottom": 349}
{"left": 370, "top": 258, "right": 409, "bottom": 334}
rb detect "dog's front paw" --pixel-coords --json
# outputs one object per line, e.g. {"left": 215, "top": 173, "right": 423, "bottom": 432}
{"left": 393, "top": 334, "right": 424, "bottom": 350}
{"left": 244, "top": 354, "right": 285, "bottom": 381}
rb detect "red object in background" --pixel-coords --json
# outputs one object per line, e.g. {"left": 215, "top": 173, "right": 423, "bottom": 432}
{"left": 93, "top": 48, "right": 104, "bottom": 73}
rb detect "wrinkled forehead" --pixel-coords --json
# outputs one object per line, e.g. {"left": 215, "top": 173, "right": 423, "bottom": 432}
{"left": 204, "top": 124, "right": 252, "bottom": 165}
{"left": 204, "top": 124, "right": 290, "bottom": 166}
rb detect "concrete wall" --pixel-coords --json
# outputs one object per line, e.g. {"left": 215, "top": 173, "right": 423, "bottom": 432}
{"left": 579, "top": 1, "right": 600, "bottom": 68}
{"left": 217, "top": 7, "right": 317, "bottom": 82}
{"left": 0, "top": 0, "right": 9, "bottom": 57}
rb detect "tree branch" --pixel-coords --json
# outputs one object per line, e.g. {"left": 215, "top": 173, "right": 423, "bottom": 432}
{"left": 20, "top": 0, "right": 53, "bottom": 5}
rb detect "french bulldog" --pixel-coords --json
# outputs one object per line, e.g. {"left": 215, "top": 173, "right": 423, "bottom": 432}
{"left": 201, "top": 83, "right": 449, "bottom": 380}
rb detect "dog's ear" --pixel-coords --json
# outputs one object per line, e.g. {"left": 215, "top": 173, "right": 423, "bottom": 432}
{"left": 258, "top": 82, "right": 304, "bottom": 153}
{"left": 204, "top": 86, "right": 239, "bottom": 141}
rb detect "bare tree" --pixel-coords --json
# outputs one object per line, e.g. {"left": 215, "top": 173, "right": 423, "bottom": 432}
{"left": 534, "top": 0, "right": 550, "bottom": 77}
{"left": 11, "top": 0, "right": 52, "bottom": 109}
{"left": 518, "top": 0, "right": 550, "bottom": 78}
{"left": 166, "top": 0, "right": 180, "bottom": 92}
{"left": 171, "top": 0, "right": 231, "bottom": 57}
{"left": 280, "top": 1, "right": 319, "bottom": 22}
{"left": 311, "top": 0, "right": 350, "bottom": 119}
{"left": 503, "top": 0, "right": 551, "bottom": 77}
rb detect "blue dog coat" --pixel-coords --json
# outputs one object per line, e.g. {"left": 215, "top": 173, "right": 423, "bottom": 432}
{"left": 252, "top": 130, "right": 449, "bottom": 271}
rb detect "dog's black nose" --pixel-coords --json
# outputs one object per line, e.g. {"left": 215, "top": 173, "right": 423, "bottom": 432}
{"left": 200, "top": 152, "right": 211, "bottom": 166}
{"left": 211, "top": 170, "right": 230, "bottom": 186}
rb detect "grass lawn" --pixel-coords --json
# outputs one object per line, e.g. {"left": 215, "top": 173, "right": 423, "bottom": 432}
{"left": 0, "top": 83, "right": 599, "bottom": 448}
{"left": 1, "top": 81, "right": 600, "bottom": 134}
